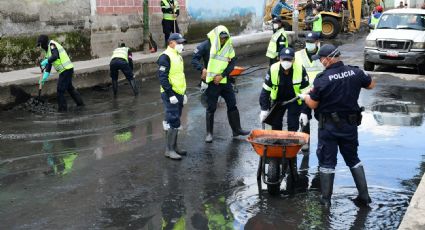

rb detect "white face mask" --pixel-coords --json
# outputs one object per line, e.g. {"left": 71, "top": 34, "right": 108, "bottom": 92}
{"left": 280, "top": 61, "right": 292, "bottom": 70}
{"left": 273, "top": 23, "right": 279, "bottom": 29}
{"left": 305, "top": 42, "right": 317, "bottom": 52}
{"left": 175, "top": 44, "right": 184, "bottom": 53}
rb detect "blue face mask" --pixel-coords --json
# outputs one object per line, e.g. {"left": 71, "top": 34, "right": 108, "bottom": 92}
{"left": 306, "top": 42, "right": 317, "bottom": 52}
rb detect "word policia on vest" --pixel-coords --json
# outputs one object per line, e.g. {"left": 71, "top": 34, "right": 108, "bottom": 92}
{"left": 328, "top": 70, "right": 356, "bottom": 81}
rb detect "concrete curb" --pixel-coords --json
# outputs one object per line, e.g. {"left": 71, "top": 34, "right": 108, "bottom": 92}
{"left": 398, "top": 173, "right": 425, "bottom": 230}
{"left": 0, "top": 31, "right": 295, "bottom": 108}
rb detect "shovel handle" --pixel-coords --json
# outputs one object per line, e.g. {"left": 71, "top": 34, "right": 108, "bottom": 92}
{"left": 281, "top": 96, "right": 300, "bottom": 106}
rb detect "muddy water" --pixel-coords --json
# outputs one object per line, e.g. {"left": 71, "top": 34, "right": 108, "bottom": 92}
{"left": 0, "top": 51, "right": 424, "bottom": 229}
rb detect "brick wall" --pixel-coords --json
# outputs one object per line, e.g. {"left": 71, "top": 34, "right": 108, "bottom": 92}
{"left": 96, "top": 0, "right": 143, "bottom": 15}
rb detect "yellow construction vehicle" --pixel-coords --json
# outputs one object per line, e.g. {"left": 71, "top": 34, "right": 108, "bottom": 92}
{"left": 264, "top": 0, "right": 362, "bottom": 39}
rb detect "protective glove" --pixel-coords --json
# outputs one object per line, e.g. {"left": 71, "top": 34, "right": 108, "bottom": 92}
{"left": 162, "top": 120, "right": 170, "bottom": 131}
{"left": 183, "top": 95, "right": 188, "bottom": 105}
{"left": 298, "top": 93, "right": 308, "bottom": 101}
{"left": 40, "top": 59, "right": 48, "bottom": 68}
{"left": 200, "top": 81, "right": 208, "bottom": 92}
{"left": 299, "top": 113, "right": 309, "bottom": 126}
{"left": 259, "top": 110, "right": 269, "bottom": 123}
{"left": 39, "top": 71, "right": 50, "bottom": 86}
{"left": 169, "top": 96, "right": 178, "bottom": 104}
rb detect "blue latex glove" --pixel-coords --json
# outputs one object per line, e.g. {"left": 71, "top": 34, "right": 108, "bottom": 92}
{"left": 40, "top": 59, "right": 48, "bottom": 68}
{"left": 39, "top": 72, "right": 50, "bottom": 85}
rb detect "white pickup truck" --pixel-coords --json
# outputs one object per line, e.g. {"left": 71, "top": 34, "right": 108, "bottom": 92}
{"left": 364, "top": 8, "right": 425, "bottom": 74}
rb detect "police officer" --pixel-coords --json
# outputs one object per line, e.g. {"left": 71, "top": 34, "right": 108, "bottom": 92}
{"left": 266, "top": 16, "right": 289, "bottom": 66}
{"left": 301, "top": 44, "right": 376, "bottom": 207}
{"left": 157, "top": 33, "right": 188, "bottom": 160}
{"left": 109, "top": 43, "right": 139, "bottom": 97}
{"left": 305, "top": 7, "right": 322, "bottom": 37}
{"left": 192, "top": 25, "right": 249, "bottom": 143}
{"left": 161, "top": 0, "right": 180, "bottom": 47}
{"left": 297, "top": 32, "right": 325, "bottom": 151}
{"left": 37, "top": 35, "right": 84, "bottom": 112}
{"left": 259, "top": 47, "right": 309, "bottom": 132}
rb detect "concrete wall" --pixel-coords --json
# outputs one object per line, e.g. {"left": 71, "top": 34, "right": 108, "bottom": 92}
{"left": 0, "top": 0, "right": 268, "bottom": 72}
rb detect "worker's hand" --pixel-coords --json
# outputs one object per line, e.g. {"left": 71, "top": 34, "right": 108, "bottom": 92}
{"left": 201, "top": 68, "right": 207, "bottom": 80}
{"left": 39, "top": 71, "right": 50, "bottom": 86}
{"left": 173, "top": 14, "right": 178, "bottom": 18}
{"left": 298, "top": 93, "right": 308, "bottom": 101}
{"left": 259, "top": 110, "right": 269, "bottom": 123}
{"left": 40, "top": 59, "right": 48, "bottom": 68}
{"left": 183, "top": 95, "right": 188, "bottom": 105}
{"left": 213, "top": 75, "right": 223, "bottom": 85}
{"left": 299, "top": 113, "right": 309, "bottom": 127}
{"left": 169, "top": 96, "right": 178, "bottom": 104}
{"left": 162, "top": 120, "right": 170, "bottom": 131}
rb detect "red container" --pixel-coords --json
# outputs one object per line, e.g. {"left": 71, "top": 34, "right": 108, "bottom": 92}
{"left": 247, "top": 129, "right": 309, "bottom": 158}
{"left": 230, "top": 66, "right": 245, "bottom": 76}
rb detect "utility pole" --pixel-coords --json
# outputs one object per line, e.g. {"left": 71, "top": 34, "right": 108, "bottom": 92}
{"left": 293, "top": 0, "right": 299, "bottom": 41}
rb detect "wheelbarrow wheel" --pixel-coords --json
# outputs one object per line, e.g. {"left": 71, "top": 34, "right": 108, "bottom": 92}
{"left": 267, "top": 159, "right": 281, "bottom": 195}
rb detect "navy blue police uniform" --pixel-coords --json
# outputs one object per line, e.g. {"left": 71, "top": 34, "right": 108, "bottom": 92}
{"left": 157, "top": 52, "right": 184, "bottom": 129}
{"left": 310, "top": 58, "right": 372, "bottom": 169}
{"left": 191, "top": 39, "right": 237, "bottom": 114}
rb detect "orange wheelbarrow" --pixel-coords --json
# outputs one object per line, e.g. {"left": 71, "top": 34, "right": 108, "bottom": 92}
{"left": 247, "top": 130, "right": 309, "bottom": 195}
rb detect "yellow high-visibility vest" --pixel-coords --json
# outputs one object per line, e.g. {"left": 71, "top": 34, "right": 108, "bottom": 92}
{"left": 46, "top": 40, "right": 74, "bottom": 74}
{"left": 206, "top": 25, "right": 235, "bottom": 84}
{"left": 160, "top": 47, "right": 186, "bottom": 95}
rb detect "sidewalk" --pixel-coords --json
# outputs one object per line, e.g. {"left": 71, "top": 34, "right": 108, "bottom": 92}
{"left": 398, "top": 173, "right": 425, "bottom": 230}
{"left": 0, "top": 31, "right": 293, "bottom": 108}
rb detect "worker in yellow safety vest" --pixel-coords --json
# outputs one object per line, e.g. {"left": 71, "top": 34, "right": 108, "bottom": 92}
{"left": 266, "top": 16, "right": 290, "bottom": 66}
{"left": 296, "top": 32, "right": 325, "bottom": 152}
{"left": 191, "top": 25, "right": 250, "bottom": 143}
{"left": 161, "top": 0, "right": 180, "bottom": 47}
{"left": 305, "top": 7, "right": 323, "bottom": 37}
{"left": 109, "top": 43, "right": 139, "bottom": 97}
{"left": 157, "top": 33, "right": 188, "bottom": 160}
{"left": 37, "top": 34, "right": 84, "bottom": 112}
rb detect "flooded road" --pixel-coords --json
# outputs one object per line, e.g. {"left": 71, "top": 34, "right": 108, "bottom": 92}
{"left": 1, "top": 35, "right": 425, "bottom": 229}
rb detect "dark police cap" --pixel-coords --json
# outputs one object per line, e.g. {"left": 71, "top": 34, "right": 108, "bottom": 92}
{"left": 36, "top": 34, "right": 49, "bottom": 47}
{"left": 219, "top": 31, "right": 230, "bottom": 38}
{"left": 305, "top": 32, "right": 320, "bottom": 42}
{"left": 168, "top": 33, "right": 186, "bottom": 44}
{"left": 272, "top": 16, "right": 283, "bottom": 23}
{"left": 312, "top": 44, "right": 340, "bottom": 60}
{"left": 279, "top": 47, "right": 295, "bottom": 60}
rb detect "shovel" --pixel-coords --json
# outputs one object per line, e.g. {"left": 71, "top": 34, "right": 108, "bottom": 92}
{"left": 263, "top": 96, "right": 300, "bottom": 126}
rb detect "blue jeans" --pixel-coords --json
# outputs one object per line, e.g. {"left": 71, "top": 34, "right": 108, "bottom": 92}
{"left": 161, "top": 93, "right": 183, "bottom": 129}
{"left": 317, "top": 121, "right": 360, "bottom": 169}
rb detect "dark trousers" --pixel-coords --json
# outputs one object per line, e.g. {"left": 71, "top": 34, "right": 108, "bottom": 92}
{"left": 162, "top": 19, "right": 180, "bottom": 46}
{"left": 205, "top": 82, "right": 237, "bottom": 114}
{"left": 161, "top": 93, "right": 183, "bottom": 129}
{"left": 110, "top": 58, "right": 134, "bottom": 81}
{"left": 270, "top": 101, "right": 301, "bottom": 131}
{"left": 317, "top": 121, "right": 360, "bottom": 169}
{"left": 57, "top": 69, "right": 83, "bottom": 111}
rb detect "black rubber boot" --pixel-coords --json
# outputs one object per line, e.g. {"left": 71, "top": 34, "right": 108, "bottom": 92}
{"left": 112, "top": 80, "right": 118, "bottom": 97}
{"left": 69, "top": 89, "right": 85, "bottom": 107}
{"left": 350, "top": 165, "right": 372, "bottom": 206}
{"left": 319, "top": 172, "right": 335, "bottom": 207}
{"left": 227, "top": 110, "right": 250, "bottom": 137}
{"left": 174, "top": 129, "right": 186, "bottom": 156}
{"left": 205, "top": 112, "right": 214, "bottom": 143}
{"left": 165, "top": 128, "right": 182, "bottom": 160}
{"left": 129, "top": 78, "right": 139, "bottom": 96}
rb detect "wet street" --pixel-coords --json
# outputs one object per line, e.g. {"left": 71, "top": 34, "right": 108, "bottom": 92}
{"left": 1, "top": 34, "right": 425, "bottom": 229}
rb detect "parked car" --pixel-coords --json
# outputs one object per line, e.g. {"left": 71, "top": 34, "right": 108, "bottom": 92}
{"left": 364, "top": 8, "right": 425, "bottom": 74}
{"left": 372, "top": 101, "right": 423, "bottom": 126}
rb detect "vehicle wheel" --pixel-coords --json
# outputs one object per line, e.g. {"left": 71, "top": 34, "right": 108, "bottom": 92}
{"left": 267, "top": 159, "right": 281, "bottom": 196}
{"left": 364, "top": 60, "right": 375, "bottom": 71}
{"left": 321, "top": 16, "right": 340, "bottom": 39}
{"left": 418, "top": 64, "right": 425, "bottom": 75}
